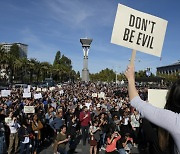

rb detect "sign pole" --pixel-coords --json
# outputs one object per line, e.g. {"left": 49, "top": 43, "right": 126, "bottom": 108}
{"left": 130, "top": 49, "right": 136, "bottom": 66}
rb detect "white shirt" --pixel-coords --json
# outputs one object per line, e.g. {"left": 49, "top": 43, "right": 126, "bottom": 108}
{"left": 8, "top": 120, "right": 21, "bottom": 133}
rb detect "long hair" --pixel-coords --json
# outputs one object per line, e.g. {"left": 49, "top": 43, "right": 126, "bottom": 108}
{"left": 159, "top": 79, "right": 180, "bottom": 153}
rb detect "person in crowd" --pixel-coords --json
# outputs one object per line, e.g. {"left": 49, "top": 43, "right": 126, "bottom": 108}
{"left": 125, "top": 64, "right": 180, "bottom": 153}
{"left": 89, "top": 120, "right": 101, "bottom": 154}
{"left": 18, "top": 120, "right": 31, "bottom": 154}
{"left": 0, "top": 113, "right": 7, "bottom": 153}
{"left": 117, "top": 133, "right": 133, "bottom": 154}
{"left": 105, "top": 131, "right": 121, "bottom": 154}
{"left": 130, "top": 109, "right": 140, "bottom": 146}
{"left": 99, "top": 113, "right": 109, "bottom": 150}
{"left": 67, "top": 115, "right": 78, "bottom": 152}
{"left": 50, "top": 111, "right": 64, "bottom": 134}
{"left": 56, "top": 125, "right": 70, "bottom": 154}
{"left": 31, "top": 114, "right": 43, "bottom": 154}
{"left": 79, "top": 106, "right": 91, "bottom": 145}
{"left": 8, "top": 115, "right": 21, "bottom": 154}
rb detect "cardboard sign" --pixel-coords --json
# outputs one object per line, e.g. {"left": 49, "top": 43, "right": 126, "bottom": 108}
{"left": 24, "top": 106, "right": 35, "bottom": 113}
{"left": 111, "top": 4, "right": 168, "bottom": 57}
{"left": 23, "top": 93, "right": 31, "bottom": 98}
{"left": 1, "top": 90, "right": 11, "bottom": 97}
{"left": 148, "top": 89, "right": 168, "bottom": 108}
{"left": 34, "top": 93, "right": 42, "bottom": 99}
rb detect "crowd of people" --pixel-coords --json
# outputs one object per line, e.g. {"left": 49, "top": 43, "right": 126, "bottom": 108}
{"left": 0, "top": 81, "right": 168, "bottom": 154}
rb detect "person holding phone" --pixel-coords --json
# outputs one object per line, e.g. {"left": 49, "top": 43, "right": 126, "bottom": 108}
{"left": 105, "top": 131, "right": 121, "bottom": 154}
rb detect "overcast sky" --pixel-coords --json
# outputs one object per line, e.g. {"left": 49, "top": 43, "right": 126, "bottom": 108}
{"left": 0, "top": 0, "right": 180, "bottom": 74}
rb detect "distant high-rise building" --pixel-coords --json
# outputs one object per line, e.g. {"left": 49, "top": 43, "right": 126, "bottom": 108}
{"left": 0, "top": 42, "right": 28, "bottom": 58}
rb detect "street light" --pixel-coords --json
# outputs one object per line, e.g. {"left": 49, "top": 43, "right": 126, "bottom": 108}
{"left": 80, "top": 38, "right": 93, "bottom": 82}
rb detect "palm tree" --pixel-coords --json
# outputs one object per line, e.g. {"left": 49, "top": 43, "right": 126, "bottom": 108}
{"left": 40, "top": 62, "right": 52, "bottom": 81}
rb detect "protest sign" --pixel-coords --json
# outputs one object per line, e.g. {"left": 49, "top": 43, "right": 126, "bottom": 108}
{"left": 5, "top": 117, "right": 12, "bottom": 125}
{"left": 23, "top": 93, "right": 31, "bottom": 98}
{"left": 42, "top": 88, "right": 47, "bottom": 92}
{"left": 36, "top": 87, "right": 41, "bottom": 92}
{"left": 59, "top": 90, "right": 64, "bottom": 95}
{"left": 28, "top": 85, "right": 31, "bottom": 92}
{"left": 111, "top": 4, "right": 168, "bottom": 57}
{"left": 1, "top": 90, "right": 11, "bottom": 97}
{"left": 148, "top": 89, "right": 168, "bottom": 108}
{"left": 49, "top": 87, "right": 55, "bottom": 91}
{"left": 34, "top": 93, "right": 42, "bottom": 99}
{"left": 24, "top": 88, "right": 29, "bottom": 93}
{"left": 24, "top": 106, "right": 35, "bottom": 113}
{"left": 98, "top": 92, "right": 105, "bottom": 99}
{"left": 92, "top": 93, "right": 98, "bottom": 97}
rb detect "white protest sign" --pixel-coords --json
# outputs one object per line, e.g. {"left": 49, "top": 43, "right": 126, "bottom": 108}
{"left": 92, "top": 93, "right": 98, "bottom": 98}
{"left": 1, "top": 90, "right": 11, "bottom": 97}
{"left": 111, "top": 4, "right": 168, "bottom": 57}
{"left": 42, "top": 88, "right": 47, "bottom": 92}
{"left": 28, "top": 85, "right": 31, "bottom": 92}
{"left": 49, "top": 87, "right": 55, "bottom": 91}
{"left": 148, "top": 89, "right": 168, "bottom": 108}
{"left": 24, "top": 88, "right": 29, "bottom": 93}
{"left": 98, "top": 92, "right": 105, "bottom": 99}
{"left": 5, "top": 117, "right": 12, "bottom": 125}
{"left": 24, "top": 106, "right": 35, "bottom": 113}
{"left": 34, "top": 93, "right": 42, "bottom": 99}
{"left": 59, "top": 90, "right": 64, "bottom": 95}
{"left": 23, "top": 93, "right": 31, "bottom": 98}
{"left": 36, "top": 87, "right": 41, "bottom": 92}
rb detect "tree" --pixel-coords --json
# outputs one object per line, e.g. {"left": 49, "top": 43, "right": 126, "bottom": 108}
{"left": 9, "top": 44, "right": 20, "bottom": 58}
{"left": 90, "top": 68, "right": 116, "bottom": 82}
{"left": 53, "top": 51, "right": 61, "bottom": 66}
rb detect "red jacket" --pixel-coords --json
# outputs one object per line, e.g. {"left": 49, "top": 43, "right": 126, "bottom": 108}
{"left": 79, "top": 111, "right": 91, "bottom": 126}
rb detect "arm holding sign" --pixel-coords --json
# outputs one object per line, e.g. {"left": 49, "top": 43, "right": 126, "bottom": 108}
{"left": 124, "top": 65, "right": 138, "bottom": 101}
{"left": 125, "top": 65, "right": 180, "bottom": 151}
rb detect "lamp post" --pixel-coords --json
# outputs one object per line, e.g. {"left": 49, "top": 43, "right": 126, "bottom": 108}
{"left": 80, "top": 38, "right": 93, "bottom": 82}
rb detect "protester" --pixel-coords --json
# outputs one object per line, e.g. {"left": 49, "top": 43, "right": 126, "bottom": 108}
{"left": 18, "top": 120, "right": 31, "bottom": 154}
{"left": 31, "top": 114, "right": 43, "bottom": 154}
{"left": 79, "top": 106, "right": 91, "bottom": 145}
{"left": 125, "top": 64, "right": 180, "bottom": 153}
{"left": 8, "top": 115, "right": 21, "bottom": 154}
{"left": 105, "top": 131, "right": 121, "bottom": 154}
{"left": 89, "top": 120, "right": 101, "bottom": 154}
{"left": 56, "top": 125, "right": 70, "bottom": 154}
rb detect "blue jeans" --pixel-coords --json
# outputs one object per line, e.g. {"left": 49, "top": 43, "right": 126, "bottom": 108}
{"left": 118, "top": 148, "right": 126, "bottom": 154}
{"left": 20, "top": 142, "right": 30, "bottom": 154}
{"left": 58, "top": 147, "right": 67, "bottom": 154}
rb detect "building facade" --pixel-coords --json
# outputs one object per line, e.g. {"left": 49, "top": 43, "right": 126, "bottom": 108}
{"left": 156, "top": 61, "right": 180, "bottom": 76}
{"left": 0, "top": 42, "right": 28, "bottom": 58}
